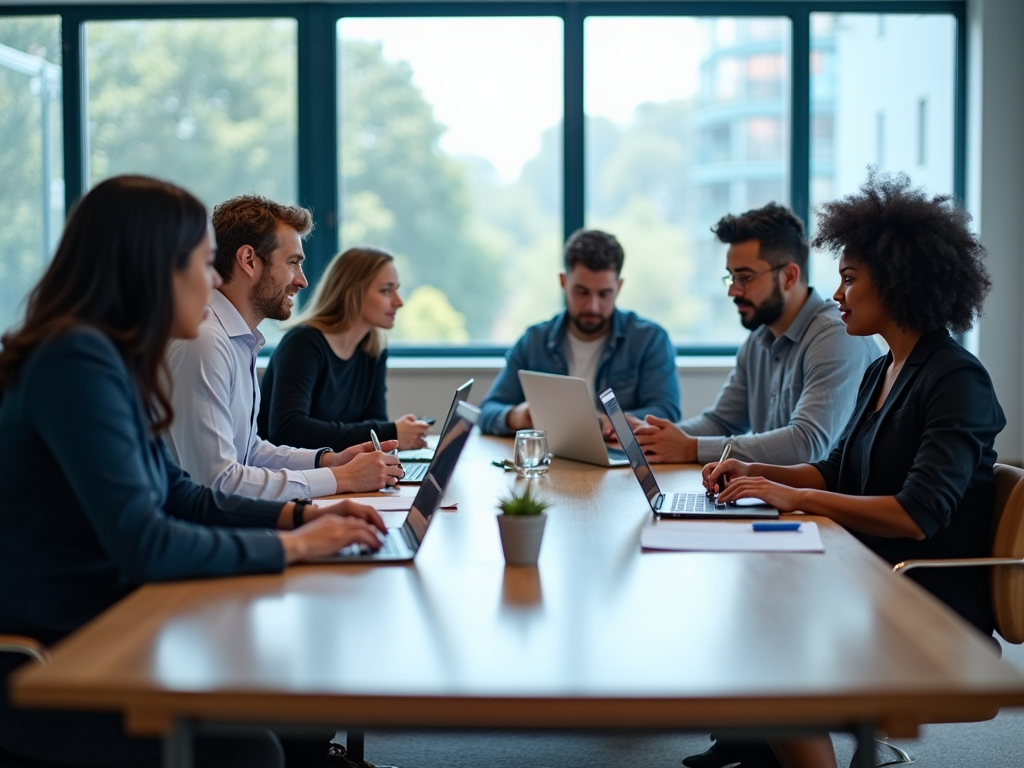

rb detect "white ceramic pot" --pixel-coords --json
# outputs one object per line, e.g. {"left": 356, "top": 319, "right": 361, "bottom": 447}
{"left": 496, "top": 513, "right": 547, "bottom": 566}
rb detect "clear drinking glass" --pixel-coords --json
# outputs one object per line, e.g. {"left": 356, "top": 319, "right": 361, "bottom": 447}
{"left": 514, "top": 430, "right": 551, "bottom": 477}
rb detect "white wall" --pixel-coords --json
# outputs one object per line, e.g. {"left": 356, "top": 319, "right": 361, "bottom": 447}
{"left": 385, "top": 358, "right": 732, "bottom": 431}
{"left": 970, "top": 0, "right": 1024, "bottom": 463}
{"left": 833, "top": 13, "right": 956, "bottom": 198}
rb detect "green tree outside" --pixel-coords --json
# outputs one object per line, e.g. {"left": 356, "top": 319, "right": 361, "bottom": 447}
{"left": 0, "top": 16, "right": 62, "bottom": 337}
{"left": 2, "top": 18, "right": 715, "bottom": 346}
{"left": 339, "top": 38, "right": 507, "bottom": 341}
{"left": 85, "top": 19, "right": 298, "bottom": 209}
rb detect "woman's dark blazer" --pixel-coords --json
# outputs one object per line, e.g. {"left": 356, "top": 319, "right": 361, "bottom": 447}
{"left": 0, "top": 328, "right": 286, "bottom": 650}
{"left": 811, "top": 329, "right": 1006, "bottom": 634}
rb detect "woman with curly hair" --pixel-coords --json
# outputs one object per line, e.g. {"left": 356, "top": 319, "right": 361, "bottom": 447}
{"left": 699, "top": 171, "right": 1005, "bottom": 768}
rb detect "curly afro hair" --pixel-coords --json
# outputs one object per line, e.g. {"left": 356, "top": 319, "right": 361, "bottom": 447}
{"left": 811, "top": 168, "right": 991, "bottom": 334}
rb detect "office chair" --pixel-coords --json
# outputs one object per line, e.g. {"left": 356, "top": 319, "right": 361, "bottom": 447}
{"left": 0, "top": 636, "right": 64, "bottom": 768}
{"left": 893, "top": 462, "right": 1024, "bottom": 642}
{"left": 875, "top": 462, "right": 1024, "bottom": 767}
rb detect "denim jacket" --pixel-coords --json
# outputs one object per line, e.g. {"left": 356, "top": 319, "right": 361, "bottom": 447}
{"left": 479, "top": 309, "right": 681, "bottom": 435}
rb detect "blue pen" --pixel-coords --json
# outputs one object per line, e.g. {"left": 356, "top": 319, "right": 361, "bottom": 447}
{"left": 752, "top": 521, "right": 802, "bottom": 532}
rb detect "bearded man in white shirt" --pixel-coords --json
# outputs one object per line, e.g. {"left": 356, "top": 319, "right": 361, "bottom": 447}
{"left": 165, "top": 195, "right": 403, "bottom": 500}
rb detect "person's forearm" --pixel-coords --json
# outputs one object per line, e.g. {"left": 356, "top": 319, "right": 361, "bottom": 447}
{"left": 748, "top": 463, "right": 828, "bottom": 490}
{"left": 789, "top": 490, "right": 926, "bottom": 539}
{"left": 697, "top": 422, "right": 831, "bottom": 466}
{"left": 479, "top": 401, "right": 515, "bottom": 435}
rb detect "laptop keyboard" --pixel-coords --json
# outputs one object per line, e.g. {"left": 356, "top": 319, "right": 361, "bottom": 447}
{"left": 337, "top": 527, "right": 411, "bottom": 558}
{"left": 669, "top": 492, "right": 726, "bottom": 513}
{"left": 402, "top": 463, "right": 429, "bottom": 482}
{"left": 607, "top": 446, "right": 628, "bottom": 462}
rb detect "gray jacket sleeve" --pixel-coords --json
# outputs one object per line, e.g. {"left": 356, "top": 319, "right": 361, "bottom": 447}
{"left": 679, "top": 343, "right": 751, "bottom": 439}
{"left": 690, "top": 327, "right": 875, "bottom": 465}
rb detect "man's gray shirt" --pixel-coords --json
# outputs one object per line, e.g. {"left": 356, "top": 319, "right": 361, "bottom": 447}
{"left": 681, "top": 288, "right": 879, "bottom": 465}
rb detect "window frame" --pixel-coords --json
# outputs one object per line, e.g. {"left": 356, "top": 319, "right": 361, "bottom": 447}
{"left": 0, "top": 1, "right": 967, "bottom": 357}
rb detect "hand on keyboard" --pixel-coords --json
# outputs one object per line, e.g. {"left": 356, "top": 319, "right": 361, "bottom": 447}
{"left": 339, "top": 531, "right": 387, "bottom": 557}
{"left": 278, "top": 516, "right": 385, "bottom": 564}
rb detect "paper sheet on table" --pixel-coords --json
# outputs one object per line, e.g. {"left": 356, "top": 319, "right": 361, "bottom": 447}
{"left": 640, "top": 521, "right": 824, "bottom": 553}
{"left": 312, "top": 495, "right": 457, "bottom": 528}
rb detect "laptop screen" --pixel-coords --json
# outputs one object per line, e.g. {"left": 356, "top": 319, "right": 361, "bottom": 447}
{"left": 438, "top": 378, "right": 474, "bottom": 438}
{"left": 405, "top": 401, "right": 478, "bottom": 543}
{"left": 598, "top": 388, "right": 661, "bottom": 505}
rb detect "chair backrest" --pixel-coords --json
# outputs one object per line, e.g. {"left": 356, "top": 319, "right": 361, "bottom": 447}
{"left": 991, "top": 463, "right": 1024, "bottom": 643}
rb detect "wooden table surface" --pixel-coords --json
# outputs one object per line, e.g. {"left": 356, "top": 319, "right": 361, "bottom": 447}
{"left": 12, "top": 434, "right": 1024, "bottom": 739}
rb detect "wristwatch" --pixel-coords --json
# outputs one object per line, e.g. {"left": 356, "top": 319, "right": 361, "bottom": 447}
{"left": 292, "top": 498, "right": 312, "bottom": 529}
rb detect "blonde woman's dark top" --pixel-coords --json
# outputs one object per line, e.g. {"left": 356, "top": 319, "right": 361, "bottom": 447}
{"left": 258, "top": 325, "right": 396, "bottom": 451}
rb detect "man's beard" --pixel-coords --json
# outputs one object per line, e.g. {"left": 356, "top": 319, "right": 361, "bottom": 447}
{"left": 736, "top": 279, "right": 784, "bottom": 331}
{"left": 569, "top": 311, "right": 611, "bottom": 337}
{"left": 250, "top": 268, "right": 293, "bottom": 322}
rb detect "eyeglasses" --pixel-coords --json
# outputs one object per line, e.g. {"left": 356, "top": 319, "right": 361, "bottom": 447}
{"left": 721, "top": 265, "right": 785, "bottom": 290}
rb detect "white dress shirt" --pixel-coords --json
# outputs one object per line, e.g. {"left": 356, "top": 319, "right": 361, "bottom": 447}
{"left": 164, "top": 290, "right": 337, "bottom": 500}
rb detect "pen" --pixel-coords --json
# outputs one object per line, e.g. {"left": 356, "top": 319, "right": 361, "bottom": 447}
{"left": 710, "top": 443, "right": 732, "bottom": 496}
{"left": 752, "top": 522, "right": 802, "bottom": 532}
{"left": 370, "top": 429, "right": 382, "bottom": 453}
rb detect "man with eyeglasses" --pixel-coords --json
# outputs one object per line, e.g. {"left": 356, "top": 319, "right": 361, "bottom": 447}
{"left": 633, "top": 202, "right": 877, "bottom": 466}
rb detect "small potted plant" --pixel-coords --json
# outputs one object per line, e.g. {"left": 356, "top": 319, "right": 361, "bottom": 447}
{"left": 496, "top": 483, "right": 549, "bottom": 566}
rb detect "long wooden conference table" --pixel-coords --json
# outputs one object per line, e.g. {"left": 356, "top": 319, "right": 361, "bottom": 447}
{"left": 11, "top": 434, "right": 1024, "bottom": 767}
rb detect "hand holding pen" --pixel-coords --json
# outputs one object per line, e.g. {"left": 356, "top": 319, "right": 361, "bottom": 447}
{"left": 705, "top": 444, "right": 732, "bottom": 498}
{"left": 703, "top": 453, "right": 755, "bottom": 497}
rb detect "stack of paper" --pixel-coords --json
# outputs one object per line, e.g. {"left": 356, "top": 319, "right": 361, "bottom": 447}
{"left": 640, "top": 521, "right": 824, "bottom": 553}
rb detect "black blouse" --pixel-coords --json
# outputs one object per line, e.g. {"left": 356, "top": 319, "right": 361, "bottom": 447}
{"left": 811, "top": 329, "right": 1006, "bottom": 634}
{"left": 258, "top": 325, "right": 398, "bottom": 451}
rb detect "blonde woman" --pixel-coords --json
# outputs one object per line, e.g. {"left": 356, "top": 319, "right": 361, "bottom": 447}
{"left": 258, "top": 247, "right": 430, "bottom": 451}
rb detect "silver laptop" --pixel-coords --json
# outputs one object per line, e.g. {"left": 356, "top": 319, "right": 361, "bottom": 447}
{"left": 315, "top": 401, "right": 479, "bottom": 563}
{"left": 518, "top": 370, "right": 628, "bottom": 467}
{"left": 598, "top": 388, "right": 778, "bottom": 520}
{"left": 396, "top": 378, "right": 475, "bottom": 479}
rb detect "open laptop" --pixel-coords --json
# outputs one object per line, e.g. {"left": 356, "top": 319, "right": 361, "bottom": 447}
{"left": 396, "top": 379, "right": 474, "bottom": 481}
{"left": 315, "top": 401, "right": 479, "bottom": 563}
{"left": 518, "top": 371, "right": 628, "bottom": 467}
{"left": 598, "top": 387, "right": 778, "bottom": 520}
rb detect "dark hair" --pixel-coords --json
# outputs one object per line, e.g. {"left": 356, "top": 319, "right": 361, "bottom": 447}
{"left": 713, "top": 203, "right": 809, "bottom": 283}
{"left": 212, "top": 194, "right": 313, "bottom": 283}
{"left": 811, "top": 169, "right": 990, "bottom": 334}
{"left": 564, "top": 229, "right": 625, "bottom": 275}
{"left": 0, "top": 175, "right": 208, "bottom": 432}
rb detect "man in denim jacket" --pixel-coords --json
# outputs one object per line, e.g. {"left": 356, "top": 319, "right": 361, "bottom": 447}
{"left": 479, "top": 230, "right": 680, "bottom": 436}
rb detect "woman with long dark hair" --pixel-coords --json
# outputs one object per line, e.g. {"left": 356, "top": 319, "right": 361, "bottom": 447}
{"left": 0, "top": 176, "right": 385, "bottom": 767}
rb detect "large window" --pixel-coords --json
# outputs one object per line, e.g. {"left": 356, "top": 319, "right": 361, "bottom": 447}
{"left": 83, "top": 18, "right": 299, "bottom": 346}
{"left": 808, "top": 12, "right": 956, "bottom": 289}
{"left": 338, "top": 17, "right": 563, "bottom": 344}
{"left": 0, "top": 16, "right": 62, "bottom": 336}
{"left": 0, "top": 4, "right": 964, "bottom": 353}
{"left": 586, "top": 17, "right": 790, "bottom": 344}
{"left": 84, "top": 19, "right": 298, "bottom": 208}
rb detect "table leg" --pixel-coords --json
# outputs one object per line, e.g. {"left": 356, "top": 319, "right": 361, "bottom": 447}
{"left": 347, "top": 729, "right": 364, "bottom": 762}
{"left": 852, "top": 722, "right": 876, "bottom": 768}
{"left": 163, "top": 720, "right": 194, "bottom": 768}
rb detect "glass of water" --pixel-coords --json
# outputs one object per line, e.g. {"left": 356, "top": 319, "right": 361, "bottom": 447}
{"left": 514, "top": 430, "right": 551, "bottom": 477}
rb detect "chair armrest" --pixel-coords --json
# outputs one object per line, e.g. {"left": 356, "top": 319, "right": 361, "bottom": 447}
{"left": 0, "top": 635, "right": 49, "bottom": 664}
{"left": 893, "top": 557, "right": 1024, "bottom": 575}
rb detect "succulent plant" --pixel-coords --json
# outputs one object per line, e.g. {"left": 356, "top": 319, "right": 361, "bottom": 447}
{"left": 497, "top": 484, "right": 550, "bottom": 516}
